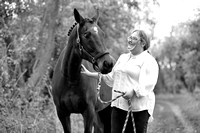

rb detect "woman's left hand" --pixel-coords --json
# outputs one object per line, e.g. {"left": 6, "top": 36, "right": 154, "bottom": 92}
{"left": 123, "top": 89, "right": 134, "bottom": 100}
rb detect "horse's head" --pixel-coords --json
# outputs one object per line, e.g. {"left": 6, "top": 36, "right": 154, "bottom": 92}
{"left": 73, "top": 8, "right": 114, "bottom": 74}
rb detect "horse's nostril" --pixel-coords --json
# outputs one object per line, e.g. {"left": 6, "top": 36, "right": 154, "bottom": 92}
{"left": 103, "top": 61, "right": 109, "bottom": 68}
{"left": 103, "top": 61, "right": 113, "bottom": 69}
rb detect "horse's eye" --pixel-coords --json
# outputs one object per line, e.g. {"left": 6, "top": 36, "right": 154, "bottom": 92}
{"left": 84, "top": 32, "right": 91, "bottom": 38}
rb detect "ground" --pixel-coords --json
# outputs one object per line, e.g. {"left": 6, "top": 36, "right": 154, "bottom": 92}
{"left": 61, "top": 90, "right": 200, "bottom": 133}
{"left": 148, "top": 92, "right": 199, "bottom": 133}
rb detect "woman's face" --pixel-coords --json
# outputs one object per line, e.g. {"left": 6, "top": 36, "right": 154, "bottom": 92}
{"left": 127, "top": 31, "right": 140, "bottom": 50}
{"left": 127, "top": 31, "right": 144, "bottom": 55}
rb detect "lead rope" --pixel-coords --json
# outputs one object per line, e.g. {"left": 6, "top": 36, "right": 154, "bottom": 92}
{"left": 96, "top": 73, "right": 124, "bottom": 104}
{"left": 97, "top": 73, "right": 135, "bottom": 133}
{"left": 122, "top": 100, "right": 136, "bottom": 133}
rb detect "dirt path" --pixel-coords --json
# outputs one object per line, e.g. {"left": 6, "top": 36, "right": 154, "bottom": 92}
{"left": 165, "top": 101, "right": 195, "bottom": 133}
{"left": 148, "top": 96, "right": 196, "bottom": 133}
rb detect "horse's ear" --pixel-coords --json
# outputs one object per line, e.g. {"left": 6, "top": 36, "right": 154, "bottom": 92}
{"left": 92, "top": 8, "right": 100, "bottom": 23}
{"left": 74, "top": 8, "right": 84, "bottom": 24}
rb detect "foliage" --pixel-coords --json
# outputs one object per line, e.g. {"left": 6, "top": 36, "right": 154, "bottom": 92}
{"left": 0, "top": 65, "right": 62, "bottom": 132}
{"left": 0, "top": 0, "right": 61, "bottom": 132}
{"left": 157, "top": 11, "right": 200, "bottom": 93}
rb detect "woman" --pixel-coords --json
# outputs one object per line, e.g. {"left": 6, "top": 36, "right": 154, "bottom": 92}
{"left": 81, "top": 29, "right": 159, "bottom": 133}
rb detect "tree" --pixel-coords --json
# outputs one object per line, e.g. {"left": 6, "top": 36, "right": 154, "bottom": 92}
{"left": 156, "top": 10, "right": 200, "bottom": 93}
{"left": 28, "top": 0, "right": 60, "bottom": 87}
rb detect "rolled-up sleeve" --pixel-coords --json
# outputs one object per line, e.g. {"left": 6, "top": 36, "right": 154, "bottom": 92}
{"left": 102, "top": 72, "right": 114, "bottom": 87}
{"left": 134, "top": 58, "right": 159, "bottom": 97}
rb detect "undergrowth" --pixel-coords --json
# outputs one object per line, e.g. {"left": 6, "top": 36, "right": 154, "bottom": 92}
{"left": 0, "top": 81, "right": 63, "bottom": 133}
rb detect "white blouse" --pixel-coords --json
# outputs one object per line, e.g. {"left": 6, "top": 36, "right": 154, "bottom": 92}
{"left": 102, "top": 50, "right": 159, "bottom": 119}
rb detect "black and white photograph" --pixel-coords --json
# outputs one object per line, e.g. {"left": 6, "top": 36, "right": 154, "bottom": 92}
{"left": 0, "top": 0, "right": 200, "bottom": 133}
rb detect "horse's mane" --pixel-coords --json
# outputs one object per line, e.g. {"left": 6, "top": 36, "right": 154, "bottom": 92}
{"left": 67, "top": 22, "right": 78, "bottom": 36}
{"left": 67, "top": 18, "right": 94, "bottom": 36}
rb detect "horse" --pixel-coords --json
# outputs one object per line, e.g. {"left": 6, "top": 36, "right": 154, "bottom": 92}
{"left": 51, "top": 8, "right": 114, "bottom": 133}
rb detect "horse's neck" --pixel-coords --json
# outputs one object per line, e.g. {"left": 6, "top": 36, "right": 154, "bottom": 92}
{"left": 62, "top": 42, "right": 82, "bottom": 82}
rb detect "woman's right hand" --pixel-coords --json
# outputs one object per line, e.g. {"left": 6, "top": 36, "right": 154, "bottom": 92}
{"left": 81, "top": 64, "right": 99, "bottom": 79}
{"left": 81, "top": 64, "right": 91, "bottom": 76}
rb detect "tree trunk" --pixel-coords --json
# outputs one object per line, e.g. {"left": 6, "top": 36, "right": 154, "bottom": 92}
{"left": 28, "top": 0, "right": 59, "bottom": 87}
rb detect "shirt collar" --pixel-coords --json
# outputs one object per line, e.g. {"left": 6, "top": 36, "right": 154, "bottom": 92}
{"left": 129, "top": 50, "right": 148, "bottom": 59}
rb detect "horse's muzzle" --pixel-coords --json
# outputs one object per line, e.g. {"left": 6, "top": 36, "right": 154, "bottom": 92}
{"left": 95, "top": 54, "right": 115, "bottom": 74}
{"left": 101, "top": 60, "right": 113, "bottom": 74}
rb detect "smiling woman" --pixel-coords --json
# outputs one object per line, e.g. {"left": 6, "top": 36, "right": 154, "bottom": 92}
{"left": 127, "top": 30, "right": 150, "bottom": 55}
{"left": 127, "top": 35, "right": 140, "bottom": 50}
{"left": 81, "top": 29, "right": 159, "bottom": 133}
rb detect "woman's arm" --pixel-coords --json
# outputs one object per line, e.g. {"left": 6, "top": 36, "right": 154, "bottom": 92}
{"left": 134, "top": 58, "right": 159, "bottom": 97}
{"left": 81, "top": 54, "right": 123, "bottom": 87}
{"left": 81, "top": 64, "right": 99, "bottom": 79}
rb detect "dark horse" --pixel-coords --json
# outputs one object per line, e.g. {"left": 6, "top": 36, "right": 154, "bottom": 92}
{"left": 52, "top": 9, "right": 114, "bottom": 133}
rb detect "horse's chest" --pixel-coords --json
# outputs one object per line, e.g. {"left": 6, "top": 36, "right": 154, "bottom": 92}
{"left": 61, "top": 85, "right": 88, "bottom": 113}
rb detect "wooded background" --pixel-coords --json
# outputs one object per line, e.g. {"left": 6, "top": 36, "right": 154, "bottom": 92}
{"left": 0, "top": 0, "right": 200, "bottom": 132}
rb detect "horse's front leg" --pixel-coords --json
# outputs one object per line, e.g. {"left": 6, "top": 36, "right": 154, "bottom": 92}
{"left": 56, "top": 109, "right": 71, "bottom": 133}
{"left": 82, "top": 104, "right": 99, "bottom": 133}
{"left": 93, "top": 112, "right": 104, "bottom": 133}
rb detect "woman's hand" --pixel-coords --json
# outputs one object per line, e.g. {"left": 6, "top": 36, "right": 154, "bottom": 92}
{"left": 81, "top": 64, "right": 99, "bottom": 79}
{"left": 123, "top": 89, "right": 134, "bottom": 100}
{"left": 81, "top": 64, "right": 91, "bottom": 76}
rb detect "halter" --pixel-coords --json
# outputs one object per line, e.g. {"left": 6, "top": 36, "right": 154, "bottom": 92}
{"left": 76, "top": 24, "right": 109, "bottom": 65}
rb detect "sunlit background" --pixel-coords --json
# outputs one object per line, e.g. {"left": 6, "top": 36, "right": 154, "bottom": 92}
{"left": 153, "top": 0, "right": 200, "bottom": 39}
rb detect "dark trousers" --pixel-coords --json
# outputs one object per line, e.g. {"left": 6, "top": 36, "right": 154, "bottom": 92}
{"left": 111, "top": 107, "right": 150, "bottom": 133}
{"left": 98, "top": 105, "right": 112, "bottom": 133}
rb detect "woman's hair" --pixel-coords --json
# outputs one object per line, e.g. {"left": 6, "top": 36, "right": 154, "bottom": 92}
{"left": 132, "top": 30, "right": 150, "bottom": 50}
